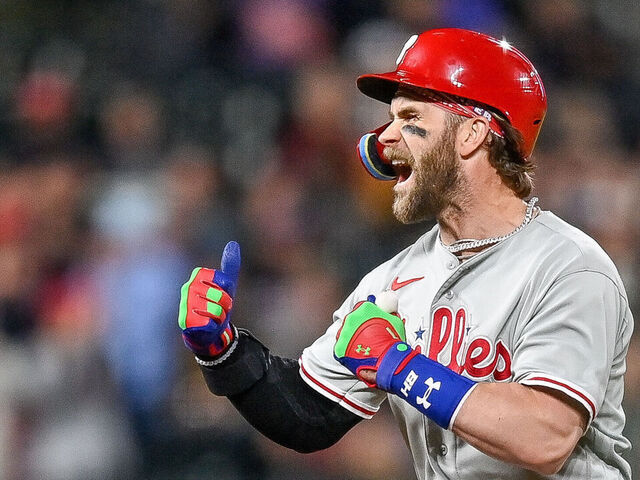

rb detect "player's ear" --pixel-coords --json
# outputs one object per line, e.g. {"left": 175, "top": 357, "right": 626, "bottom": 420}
{"left": 457, "top": 116, "right": 491, "bottom": 157}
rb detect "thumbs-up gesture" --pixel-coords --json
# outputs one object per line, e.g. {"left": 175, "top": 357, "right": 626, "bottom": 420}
{"left": 178, "top": 241, "right": 241, "bottom": 358}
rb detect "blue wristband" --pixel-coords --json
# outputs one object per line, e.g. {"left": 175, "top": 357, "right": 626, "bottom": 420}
{"left": 377, "top": 343, "right": 476, "bottom": 429}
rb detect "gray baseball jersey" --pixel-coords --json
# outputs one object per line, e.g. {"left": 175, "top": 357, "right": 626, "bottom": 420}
{"left": 299, "top": 210, "right": 633, "bottom": 479}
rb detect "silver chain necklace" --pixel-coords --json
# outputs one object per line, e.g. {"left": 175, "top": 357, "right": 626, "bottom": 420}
{"left": 442, "top": 197, "right": 539, "bottom": 254}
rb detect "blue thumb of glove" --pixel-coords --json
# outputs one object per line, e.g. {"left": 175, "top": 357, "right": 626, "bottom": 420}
{"left": 213, "top": 241, "right": 241, "bottom": 297}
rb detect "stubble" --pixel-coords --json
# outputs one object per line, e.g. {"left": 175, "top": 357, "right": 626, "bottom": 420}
{"left": 390, "top": 120, "right": 466, "bottom": 224}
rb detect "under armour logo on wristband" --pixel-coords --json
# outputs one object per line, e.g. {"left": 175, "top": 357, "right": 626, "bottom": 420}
{"left": 416, "top": 377, "right": 441, "bottom": 410}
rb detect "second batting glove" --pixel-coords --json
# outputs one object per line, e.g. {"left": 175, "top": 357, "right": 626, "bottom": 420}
{"left": 333, "top": 297, "right": 407, "bottom": 387}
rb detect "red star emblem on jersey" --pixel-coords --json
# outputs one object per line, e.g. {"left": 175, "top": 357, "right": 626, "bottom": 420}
{"left": 391, "top": 276, "right": 424, "bottom": 291}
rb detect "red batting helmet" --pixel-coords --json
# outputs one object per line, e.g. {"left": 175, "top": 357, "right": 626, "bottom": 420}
{"left": 357, "top": 28, "right": 547, "bottom": 159}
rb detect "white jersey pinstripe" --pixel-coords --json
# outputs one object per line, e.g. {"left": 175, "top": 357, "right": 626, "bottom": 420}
{"left": 300, "top": 211, "right": 633, "bottom": 479}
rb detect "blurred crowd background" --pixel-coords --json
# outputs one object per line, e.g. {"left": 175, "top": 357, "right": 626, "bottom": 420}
{"left": 1, "top": 1, "right": 639, "bottom": 479}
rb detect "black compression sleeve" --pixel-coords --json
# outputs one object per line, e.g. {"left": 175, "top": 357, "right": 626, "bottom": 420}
{"left": 199, "top": 329, "right": 362, "bottom": 453}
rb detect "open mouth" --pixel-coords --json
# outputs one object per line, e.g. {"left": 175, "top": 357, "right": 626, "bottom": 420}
{"left": 392, "top": 159, "right": 413, "bottom": 183}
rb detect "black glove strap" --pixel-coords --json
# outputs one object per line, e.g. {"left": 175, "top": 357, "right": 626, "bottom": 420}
{"left": 198, "top": 328, "right": 269, "bottom": 396}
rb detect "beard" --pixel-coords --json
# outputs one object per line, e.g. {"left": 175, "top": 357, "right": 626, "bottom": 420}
{"left": 388, "top": 123, "right": 465, "bottom": 224}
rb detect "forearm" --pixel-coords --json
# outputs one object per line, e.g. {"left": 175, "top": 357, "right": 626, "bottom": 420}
{"left": 452, "top": 383, "right": 586, "bottom": 474}
{"left": 362, "top": 349, "right": 586, "bottom": 474}
{"left": 200, "top": 329, "right": 362, "bottom": 452}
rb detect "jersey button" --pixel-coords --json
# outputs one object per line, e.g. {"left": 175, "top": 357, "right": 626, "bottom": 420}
{"left": 440, "top": 444, "right": 448, "bottom": 456}
{"left": 446, "top": 260, "right": 456, "bottom": 270}
{"left": 445, "top": 290, "right": 454, "bottom": 299}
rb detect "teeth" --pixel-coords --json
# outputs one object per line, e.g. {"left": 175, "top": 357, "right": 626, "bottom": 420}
{"left": 392, "top": 160, "right": 407, "bottom": 166}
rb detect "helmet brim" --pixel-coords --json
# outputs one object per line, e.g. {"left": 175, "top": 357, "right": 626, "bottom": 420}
{"left": 357, "top": 71, "right": 423, "bottom": 104}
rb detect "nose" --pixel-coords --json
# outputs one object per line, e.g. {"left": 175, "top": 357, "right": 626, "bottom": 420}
{"left": 377, "top": 120, "right": 402, "bottom": 146}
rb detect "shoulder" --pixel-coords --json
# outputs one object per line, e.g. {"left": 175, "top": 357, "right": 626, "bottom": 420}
{"left": 533, "top": 213, "right": 617, "bottom": 270}
{"left": 523, "top": 212, "right": 625, "bottom": 292}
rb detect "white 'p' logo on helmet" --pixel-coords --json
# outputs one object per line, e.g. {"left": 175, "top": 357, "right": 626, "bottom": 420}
{"left": 396, "top": 34, "right": 419, "bottom": 65}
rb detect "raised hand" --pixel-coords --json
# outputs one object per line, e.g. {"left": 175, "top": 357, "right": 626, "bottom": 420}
{"left": 178, "top": 241, "right": 241, "bottom": 358}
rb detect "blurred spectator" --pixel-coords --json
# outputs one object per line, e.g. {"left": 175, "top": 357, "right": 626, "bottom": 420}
{"left": 98, "top": 85, "right": 166, "bottom": 171}
{"left": 90, "top": 174, "right": 188, "bottom": 464}
{"left": 162, "top": 143, "right": 239, "bottom": 262}
{"left": 235, "top": 0, "right": 334, "bottom": 72}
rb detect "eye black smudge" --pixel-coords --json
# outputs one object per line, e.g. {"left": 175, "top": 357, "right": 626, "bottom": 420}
{"left": 401, "top": 124, "right": 428, "bottom": 138}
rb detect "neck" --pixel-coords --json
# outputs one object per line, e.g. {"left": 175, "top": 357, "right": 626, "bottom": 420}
{"left": 437, "top": 190, "right": 529, "bottom": 246}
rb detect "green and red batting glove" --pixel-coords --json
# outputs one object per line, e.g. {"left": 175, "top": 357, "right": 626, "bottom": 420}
{"left": 178, "top": 241, "right": 241, "bottom": 359}
{"left": 334, "top": 293, "right": 477, "bottom": 430}
{"left": 333, "top": 294, "right": 408, "bottom": 387}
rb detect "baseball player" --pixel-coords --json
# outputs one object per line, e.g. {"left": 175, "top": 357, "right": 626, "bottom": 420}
{"left": 178, "top": 29, "right": 633, "bottom": 479}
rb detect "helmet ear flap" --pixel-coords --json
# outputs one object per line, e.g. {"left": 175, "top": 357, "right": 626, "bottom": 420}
{"left": 357, "top": 122, "right": 396, "bottom": 181}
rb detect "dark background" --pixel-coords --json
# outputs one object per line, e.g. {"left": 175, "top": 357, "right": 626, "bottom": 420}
{"left": 0, "top": 1, "right": 639, "bottom": 479}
